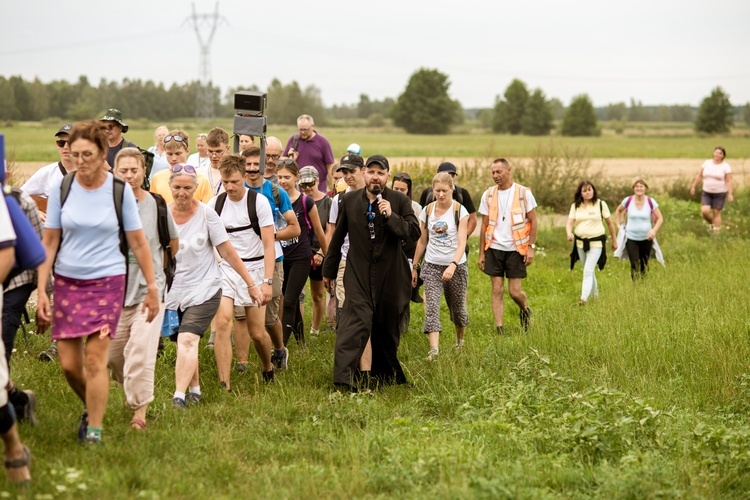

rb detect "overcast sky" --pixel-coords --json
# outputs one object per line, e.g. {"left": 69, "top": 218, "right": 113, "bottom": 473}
{"left": 2, "top": 0, "right": 749, "bottom": 110}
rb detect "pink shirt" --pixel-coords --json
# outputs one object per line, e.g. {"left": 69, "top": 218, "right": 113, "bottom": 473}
{"left": 700, "top": 160, "right": 731, "bottom": 194}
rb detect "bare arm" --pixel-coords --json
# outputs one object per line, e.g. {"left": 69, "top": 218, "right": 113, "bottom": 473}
{"left": 604, "top": 216, "right": 618, "bottom": 250}
{"left": 309, "top": 204, "right": 328, "bottom": 255}
{"left": 565, "top": 217, "right": 575, "bottom": 241}
{"left": 442, "top": 216, "right": 469, "bottom": 282}
{"left": 726, "top": 173, "right": 734, "bottom": 202}
{"left": 0, "top": 247, "right": 14, "bottom": 284}
{"left": 524, "top": 208, "right": 538, "bottom": 266}
{"left": 648, "top": 208, "right": 664, "bottom": 240}
{"left": 690, "top": 168, "right": 704, "bottom": 196}
{"left": 169, "top": 238, "right": 179, "bottom": 257}
{"left": 276, "top": 209, "right": 300, "bottom": 240}
{"left": 36, "top": 228, "right": 61, "bottom": 325}
{"left": 477, "top": 214, "right": 489, "bottom": 271}
{"left": 466, "top": 212, "right": 477, "bottom": 238}
{"left": 259, "top": 224, "right": 276, "bottom": 305}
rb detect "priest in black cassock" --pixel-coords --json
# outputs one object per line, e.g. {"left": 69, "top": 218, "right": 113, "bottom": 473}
{"left": 323, "top": 155, "right": 421, "bottom": 390}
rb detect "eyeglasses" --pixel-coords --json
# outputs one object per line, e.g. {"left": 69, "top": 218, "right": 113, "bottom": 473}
{"left": 298, "top": 127, "right": 311, "bottom": 133}
{"left": 164, "top": 135, "right": 187, "bottom": 145}
{"left": 299, "top": 181, "right": 316, "bottom": 189}
{"left": 70, "top": 151, "right": 96, "bottom": 161}
{"left": 170, "top": 164, "right": 197, "bottom": 174}
{"left": 207, "top": 149, "right": 225, "bottom": 157}
{"left": 245, "top": 170, "right": 260, "bottom": 175}
{"left": 56, "top": 139, "right": 68, "bottom": 147}
{"left": 266, "top": 154, "right": 280, "bottom": 161}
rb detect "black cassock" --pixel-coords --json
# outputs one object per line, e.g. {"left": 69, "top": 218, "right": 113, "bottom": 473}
{"left": 322, "top": 187, "right": 420, "bottom": 388}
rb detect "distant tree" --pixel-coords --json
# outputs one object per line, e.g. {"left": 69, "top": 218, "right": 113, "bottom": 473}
{"left": 561, "top": 94, "right": 599, "bottom": 136}
{"left": 521, "top": 89, "right": 553, "bottom": 135}
{"left": 656, "top": 105, "right": 671, "bottom": 122}
{"left": 743, "top": 103, "right": 750, "bottom": 127}
{"left": 671, "top": 105, "right": 693, "bottom": 122}
{"left": 476, "top": 108, "right": 493, "bottom": 129}
{"left": 605, "top": 102, "right": 627, "bottom": 121}
{"left": 357, "top": 94, "right": 372, "bottom": 119}
{"left": 492, "top": 79, "right": 529, "bottom": 134}
{"left": 548, "top": 98, "right": 565, "bottom": 120}
{"left": 0, "top": 77, "right": 20, "bottom": 120}
{"left": 391, "top": 68, "right": 462, "bottom": 134}
{"left": 695, "top": 87, "right": 733, "bottom": 133}
{"left": 628, "top": 98, "right": 651, "bottom": 121}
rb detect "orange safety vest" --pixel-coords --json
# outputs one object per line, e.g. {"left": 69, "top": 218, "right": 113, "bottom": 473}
{"left": 483, "top": 183, "right": 532, "bottom": 255}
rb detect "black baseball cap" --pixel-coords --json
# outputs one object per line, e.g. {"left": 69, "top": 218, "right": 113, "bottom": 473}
{"left": 337, "top": 154, "right": 364, "bottom": 171}
{"left": 365, "top": 154, "right": 390, "bottom": 171}
{"left": 55, "top": 123, "right": 73, "bottom": 137}
{"left": 437, "top": 161, "right": 457, "bottom": 175}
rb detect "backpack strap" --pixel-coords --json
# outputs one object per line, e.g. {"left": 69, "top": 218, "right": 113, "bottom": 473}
{"left": 214, "top": 192, "right": 228, "bottom": 216}
{"left": 452, "top": 200, "right": 460, "bottom": 226}
{"left": 301, "top": 193, "right": 312, "bottom": 232}
{"left": 57, "top": 162, "right": 67, "bottom": 176}
{"left": 149, "top": 192, "right": 171, "bottom": 250}
{"left": 453, "top": 185, "right": 463, "bottom": 205}
{"left": 246, "top": 188, "right": 261, "bottom": 237}
{"left": 271, "top": 182, "right": 281, "bottom": 209}
{"left": 292, "top": 134, "right": 299, "bottom": 152}
{"left": 112, "top": 176, "right": 127, "bottom": 259}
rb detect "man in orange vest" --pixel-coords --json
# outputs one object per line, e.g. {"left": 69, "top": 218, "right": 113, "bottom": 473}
{"left": 478, "top": 158, "right": 538, "bottom": 334}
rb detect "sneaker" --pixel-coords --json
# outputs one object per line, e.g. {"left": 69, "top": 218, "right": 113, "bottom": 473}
{"left": 85, "top": 433, "right": 102, "bottom": 445}
{"left": 310, "top": 328, "right": 320, "bottom": 337}
{"left": 236, "top": 363, "right": 248, "bottom": 373}
{"left": 520, "top": 307, "right": 532, "bottom": 332}
{"left": 172, "top": 397, "right": 186, "bottom": 409}
{"left": 185, "top": 392, "right": 203, "bottom": 405}
{"left": 206, "top": 331, "right": 216, "bottom": 350}
{"left": 77, "top": 411, "right": 88, "bottom": 442}
{"left": 454, "top": 339, "right": 465, "bottom": 350}
{"left": 39, "top": 343, "right": 58, "bottom": 362}
{"left": 20, "top": 390, "right": 37, "bottom": 426}
{"left": 218, "top": 381, "right": 229, "bottom": 391}
{"left": 427, "top": 348, "right": 439, "bottom": 361}
{"left": 272, "top": 347, "right": 289, "bottom": 371}
{"left": 262, "top": 369, "right": 275, "bottom": 383}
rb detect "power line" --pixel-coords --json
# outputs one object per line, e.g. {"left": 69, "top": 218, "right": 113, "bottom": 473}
{"left": 183, "top": 2, "right": 227, "bottom": 119}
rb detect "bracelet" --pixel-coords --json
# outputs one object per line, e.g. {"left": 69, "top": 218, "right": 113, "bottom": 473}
{"left": 450, "top": 261, "right": 458, "bottom": 267}
{"left": 316, "top": 251, "right": 324, "bottom": 257}
{"left": 248, "top": 283, "right": 258, "bottom": 288}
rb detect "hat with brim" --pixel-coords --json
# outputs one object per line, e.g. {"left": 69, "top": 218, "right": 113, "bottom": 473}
{"left": 55, "top": 123, "right": 73, "bottom": 137}
{"left": 299, "top": 166, "right": 319, "bottom": 184}
{"left": 337, "top": 154, "right": 364, "bottom": 171}
{"left": 99, "top": 108, "right": 129, "bottom": 133}
{"left": 365, "top": 154, "right": 389, "bottom": 171}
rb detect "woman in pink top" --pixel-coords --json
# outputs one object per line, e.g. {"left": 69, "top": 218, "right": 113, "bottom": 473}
{"left": 690, "top": 146, "right": 733, "bottom": 236}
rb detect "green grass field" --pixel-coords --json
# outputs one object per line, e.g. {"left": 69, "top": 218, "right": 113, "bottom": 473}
{"left": 5, "top": 196, "right": 750, "bottom": 497}
{"left": 2, "top": 121, "right": 750, "bottom": 162}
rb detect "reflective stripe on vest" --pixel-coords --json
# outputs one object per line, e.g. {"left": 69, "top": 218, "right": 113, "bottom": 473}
{"left": 483, "top": 183, "right": 532, "bottom": 255}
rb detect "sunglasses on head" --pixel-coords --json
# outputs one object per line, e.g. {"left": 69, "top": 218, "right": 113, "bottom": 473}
{"left": 170, "top": 164, "right": 197, "bottom": 174}
{"left": 164, "top": 135, "right": 187, "bottom": 144}
{"left": 299, "top": 181, "right": 316, "bottom": 189}
{"left": 394, "top": 173, "right": 411, "bottom": 181}
{"left": 55, "top": 139, "right": 68, "bottom": 147}
{"left": 277, "top": 159, "right": 296, "bottom": 166}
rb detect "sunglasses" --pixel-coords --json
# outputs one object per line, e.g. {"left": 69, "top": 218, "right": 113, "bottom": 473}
{"left": 277, "top": 159, "right": 296, "bottom": 167}
{"left": 56, "top": 139, "right": 68, "bottom": 147}
{"left": 299, "top": 181, "right": 316, "bottom": 189}
{"left": 164, "top": 135, "right": 187, "bottom": 144}
{"left": 394, "top": 173, "right": 411, "bottom": 181}
{"left": 170, "top": 164, "right": 197, "bottom": 174}
{"left": 103, "top": 124, "right": 118, "bottom": 131}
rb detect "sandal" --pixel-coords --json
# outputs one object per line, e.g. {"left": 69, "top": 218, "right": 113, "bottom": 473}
{"left": 130, "top": 418, "right": 147, "bottom": 431}
{"left": 4, "top": 445, "right": 31, "bottom": 484}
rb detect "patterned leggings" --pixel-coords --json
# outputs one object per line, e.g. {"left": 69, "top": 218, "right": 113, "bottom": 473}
{"left": 421, "top": 262, "right": 469, "bottom": 333}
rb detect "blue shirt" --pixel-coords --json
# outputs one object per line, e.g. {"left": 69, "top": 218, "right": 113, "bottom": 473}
{"left": 622, "top": 196, "right": 658, "bottom": 241}
{"left": 248, "top": 180, "right": 293, "bottom": 262}
{"left": 46, "top": 173, "right": 142, "bottom": 279}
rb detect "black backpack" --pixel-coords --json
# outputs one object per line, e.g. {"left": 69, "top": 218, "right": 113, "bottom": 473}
{"left": 149, "top": 192, "right": 175, "bottom": 290}
{"left": 213, "top": 190, "right": 266, "bottom": 264}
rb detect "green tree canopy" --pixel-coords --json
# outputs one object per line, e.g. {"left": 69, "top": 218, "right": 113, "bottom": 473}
{"left": 561, "top": 94, "right": 599, "bottom": 136}
{"left": 492, "top": 79, "right": 529, "bottom": 134}
{"left": 391, "top": 68, "right": 462, "bottom": 134}
{"left": 605, "top": 102, "right": 627, "bottom": 121}
{"left": 695, "top": 87, "right": 733, "bottom": 134}
{"left": 743, "top": 103, "right": 750, "bottom": 127}
{"left": 521, "top": 89, "right": 553, "bottom": 136}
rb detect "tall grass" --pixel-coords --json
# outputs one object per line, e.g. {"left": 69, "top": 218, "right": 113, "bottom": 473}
{"left": 5, "top": 193, "right": 750, "bottom": 496}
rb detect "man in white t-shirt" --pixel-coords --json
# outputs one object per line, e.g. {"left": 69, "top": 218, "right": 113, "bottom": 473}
{"left": 21, "top": 123, "right": 75, "bottom": 215}
{"left": 208, "top": 155, "right": 277, "bottom": 388}
{"left": 199, "top": 127, "right": 230, "bottom": 198}
{"left": 478, "top": 158, "right": 538, "bottom": 334}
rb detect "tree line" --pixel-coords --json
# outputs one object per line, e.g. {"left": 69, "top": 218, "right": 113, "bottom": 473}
{"left": 0, "top": 72, "right": 748, "bottom": 136}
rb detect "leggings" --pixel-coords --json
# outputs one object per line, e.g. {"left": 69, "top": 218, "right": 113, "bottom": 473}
{"left": 421, "top": 262, "right": 469, "bottom": 333}
{"left": 626, "top": 239, "right": 652, "bottom": 280}
{"left": 282, "top": 257, "right": 312, "bottom": 346}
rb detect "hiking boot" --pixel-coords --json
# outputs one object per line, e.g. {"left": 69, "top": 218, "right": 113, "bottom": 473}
{"left": 262, "top": 369, "right": 275, "bottom": 383}
{"left": 172, "top": 397, "right": 186, "bottom": 409}
{"left": 520, "top": 307, "right": 532, "bottom": 332}
{"left": 427, "top": 348, "right": 439, "bottom": 362}
{"left": 272, "top": 347, "right": 289, "bottom": 371}
{"left": 77, "top": 411, "right": 89, "bottom": 442}
{"left": 185, "top": 392, "right": 203, "bottom": 405}
{"left": 206, "top": 331, "right": 216, "bottom": 350}
{"left": 39, "top": 343, "right": 58, "bottom": 362}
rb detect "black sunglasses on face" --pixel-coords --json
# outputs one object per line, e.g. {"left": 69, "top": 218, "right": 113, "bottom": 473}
{"left": 56, "top": 140, "right": 68, "bottom": 147}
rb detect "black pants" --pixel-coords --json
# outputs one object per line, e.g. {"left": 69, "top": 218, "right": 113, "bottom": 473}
{"left": 626, "top": 239, "right": 652, "bottom": 280}
{"left": 1, "top": 283, "right": 35, "bottom": 367}
{"left": 282, "top": 257, "right": 311, "bottom": 346}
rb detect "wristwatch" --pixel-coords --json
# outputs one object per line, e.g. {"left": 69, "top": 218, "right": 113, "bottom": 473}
{"left": 262, "top": 278, "right": 274, "bottom": 285}
{"left": 529, "top": 244, "right": 536, "bottom": 250}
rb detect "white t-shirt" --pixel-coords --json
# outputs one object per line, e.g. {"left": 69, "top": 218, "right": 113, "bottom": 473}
{"left": 207, "top": 189, "right": 273, "bottom": 270}
{"left": 166, "top": 203, "right": 229, "bottom": 310}
{"left": 700, "top": 160, "right": 731, "bottom": 194}
{"left": 20, "top": 162, "right": 64, "bottom": 197}
{"left": 411, "top": 200, "right": 423, "bottom": 220}
{"left": 478, "top": 183, "right": 537, "bottom": 252}
{"left": 45, "top": 173, "right": 142, "bottom": 279}
{"left": 329, "top": 189, "right": 352, "bottom": 260}
{"left": 198, "top": 165, "right": 224, "bottom": 196}
{"left": 420, "top": 202, "right": 469, "bottom": 265}
{"left": 187, "top": 153, "right": 210, "bottom": 171}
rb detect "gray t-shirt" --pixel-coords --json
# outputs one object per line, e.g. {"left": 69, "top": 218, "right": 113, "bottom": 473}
{"left": 124, "top": 193, "right": 178, "bottom": 307}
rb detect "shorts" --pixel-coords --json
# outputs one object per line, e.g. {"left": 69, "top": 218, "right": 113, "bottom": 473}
{"left": 176, "top": 289, "right": 222, "bottom": 338}
{"left": 482, "top": 249, "right": 527, "bottom": 279}
{"left": 309, "top": 260, "right": 323, "bottom": 282}
{"left": 235, "top": 260, "right": 284, "bottom": 323}
{"left": 220, "top": 263, "right": 264, "bottom": 307}
{"left": 701, "top": 191, "right": 727, "bottom": 210}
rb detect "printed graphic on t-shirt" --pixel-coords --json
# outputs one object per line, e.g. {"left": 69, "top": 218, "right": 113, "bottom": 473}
{"left": 430, "top": 220, "right": 454, "bottom": 248}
